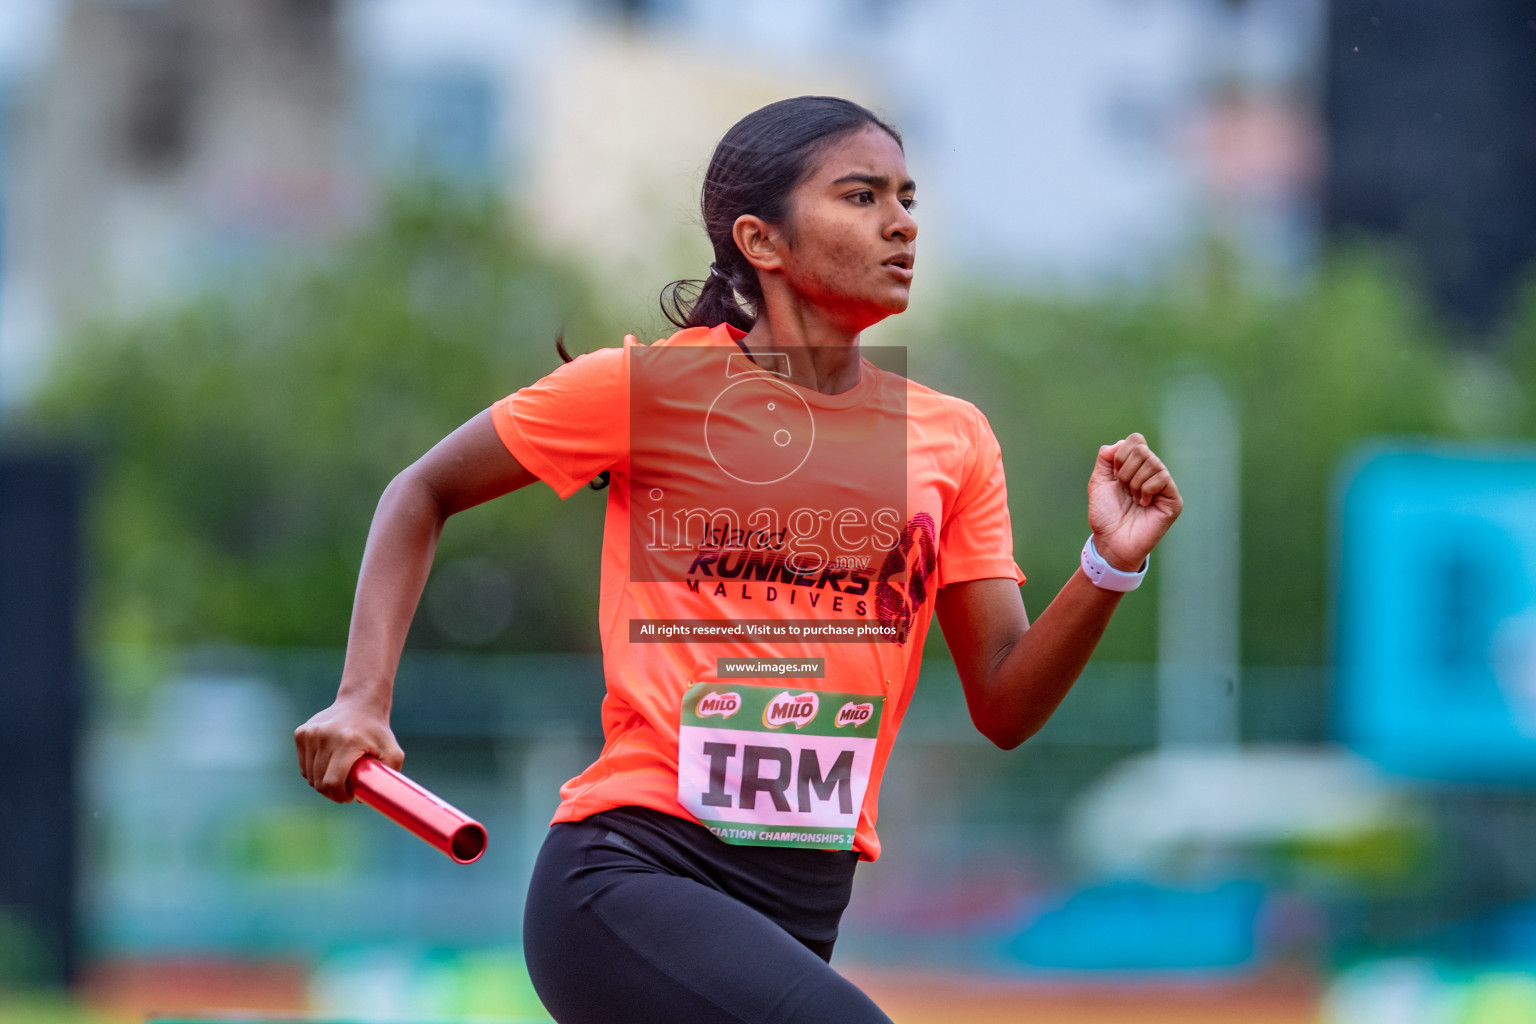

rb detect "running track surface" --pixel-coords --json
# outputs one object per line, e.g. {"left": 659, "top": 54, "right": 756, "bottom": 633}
{"left": 73, "top": 958, "right": 1322, "bottom": 1023}
{"left": 849, "top": 967, "right": 1321, "bottom": 1024}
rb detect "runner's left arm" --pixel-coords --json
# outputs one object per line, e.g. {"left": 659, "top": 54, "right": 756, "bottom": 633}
{"left": 935, "top": 433, "right": 1180, "bottom": 749}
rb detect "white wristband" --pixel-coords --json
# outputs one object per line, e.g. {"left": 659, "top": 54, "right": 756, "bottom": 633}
{"left": 1080, "top": 536, "right": 1148, "bottom": 592}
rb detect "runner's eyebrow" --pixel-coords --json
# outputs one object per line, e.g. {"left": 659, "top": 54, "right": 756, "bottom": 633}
{"left": 829, "top": 173, "right": 917, "bottom": 193}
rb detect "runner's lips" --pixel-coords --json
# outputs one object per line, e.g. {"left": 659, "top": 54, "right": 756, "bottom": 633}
{"left": 883, "top": 251, "right": 915, "bottom": 281}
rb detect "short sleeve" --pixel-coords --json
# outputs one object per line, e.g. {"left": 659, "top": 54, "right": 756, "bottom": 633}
{"left": 491, "top": 342, "right": 629, "bottom": 499}
{"left": 935, "top": 404, "right": 1027, "bottom": 589}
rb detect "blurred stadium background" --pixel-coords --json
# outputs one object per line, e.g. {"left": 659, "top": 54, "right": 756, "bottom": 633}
{"left": 2, "top": 1, "right": 1536, "bottom": 1022}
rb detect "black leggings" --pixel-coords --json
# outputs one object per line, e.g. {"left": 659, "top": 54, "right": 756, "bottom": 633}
{"left": 523, "top": 806, "right": 893, "bottom": 1024}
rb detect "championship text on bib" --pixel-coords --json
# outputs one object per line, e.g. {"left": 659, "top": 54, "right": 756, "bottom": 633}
{"left": 677, "top": 682, "right": 885, "bottom": 850}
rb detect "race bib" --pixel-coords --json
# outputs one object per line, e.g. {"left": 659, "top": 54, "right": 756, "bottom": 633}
{"left": 677, "top": 682, "right": 885, "bottom": 850}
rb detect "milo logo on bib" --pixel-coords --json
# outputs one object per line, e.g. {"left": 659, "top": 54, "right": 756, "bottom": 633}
{"left": 678, "top": 682, "right": 884, "bottom": 851}
{"left": 698, "top": 691, "right": 741, "bottom": 719}
{"left": 835, "top": 702, "right": 874, "bottom": 728}
{"left": 763, "top": 692, "right": 818, "bottom": 729}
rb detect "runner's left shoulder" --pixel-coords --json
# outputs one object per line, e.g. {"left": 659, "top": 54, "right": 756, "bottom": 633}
{"left": 892, "top": 374, "right": 988, "bottom": 426}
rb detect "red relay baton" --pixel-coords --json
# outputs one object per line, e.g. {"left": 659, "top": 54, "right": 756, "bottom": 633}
{"left": 347, "top": 755, "right": 488, "bottom": 864}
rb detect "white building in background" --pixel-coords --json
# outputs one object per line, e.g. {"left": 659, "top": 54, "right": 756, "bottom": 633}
{"left": 346, "top": 0, "right": 874, "bottom": 320}
{"left": 0, "top": 0, "right": 1322, "bottom": 409}
{"left": 349, "top": 0, "right": 1323, "bottom": 296}
{"left": 0, "top": 0, "right": 354, "bottom": 409}
{"left": 0, "top": 0, "right": 69, "bottom": 408}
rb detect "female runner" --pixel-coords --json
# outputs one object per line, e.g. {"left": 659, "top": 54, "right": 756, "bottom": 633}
{"left": 296, "top": 96, "right": 1181, "bottom": 1023}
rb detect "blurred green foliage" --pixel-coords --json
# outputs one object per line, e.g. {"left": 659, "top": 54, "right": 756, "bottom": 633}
{"left": 0, "top": 994, "right": 113, "bottom": 1024}
{"left": 21, "top": 186, "right": 1536, "bottom": 668}
{"left": 911, "top": 249, "right": 1536, "bottom": 665}
{"left": 224, "top": 807, "right": 357, "bottom": 879}
{"left": 0, "top": 908, "right": 52, "bottom": 989}
{"left": 29, "top": 187, "right": 616, "bottom": 653}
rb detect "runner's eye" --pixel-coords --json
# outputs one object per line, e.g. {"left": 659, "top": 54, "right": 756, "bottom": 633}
{"left": 900, "top": 197, "right": 917, "bottom": 212}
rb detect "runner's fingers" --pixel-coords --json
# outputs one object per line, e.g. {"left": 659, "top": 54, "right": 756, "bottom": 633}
{"left": 1114, "top": 446, "right": 1148, "bottom": 484}
{"left": 313, "top": 751, "right": 338, "bottom": 802}
{"left": 1112, "top": 432, "right": 1147, "bottom": 468}
{"left": 320, "top": 750, "right": 357, "bottom": 803}
{"left": 307, "top": 741, "right": 321, "bottom": 791}
{"left": 1137, "top": 468, "right": 1174, "bottom": 506}
{"left": 295, "top": 726, "right": 316, "bottom": 787}
{"left": 380, "top": 741, "right": 405, "bottom": 772}
{"left": 1126, "top": 457, "right": 1164, "bottom": 495}
{"left": 1092, "top": 444, "right": 1120, "bottom": 481}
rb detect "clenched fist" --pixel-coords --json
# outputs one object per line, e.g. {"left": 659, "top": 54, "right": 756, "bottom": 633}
{"left": 294, "top": 696, "right": 404, "bottom": 803}
{"left": 1087, "top": 432, "right": 1182, "bottom": 572}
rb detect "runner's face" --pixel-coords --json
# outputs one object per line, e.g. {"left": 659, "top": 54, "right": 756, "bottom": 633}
{"left": 778, "top": 125, "right": 917, "bottom": 330}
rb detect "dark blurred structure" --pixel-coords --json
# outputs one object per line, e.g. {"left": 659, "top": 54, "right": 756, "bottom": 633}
{"left": 0, "top": 452, "right": 83, "bottom": 986}
{"left": 1325, "top": 0, "right": 1536, "bottom": 334}
{"left": 6, "top": 0, "right": 348, "bottom": 347}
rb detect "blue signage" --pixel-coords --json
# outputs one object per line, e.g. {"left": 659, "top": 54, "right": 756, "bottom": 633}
{"left": 1338, "top": 447, "right": 1536, "bottom": 781}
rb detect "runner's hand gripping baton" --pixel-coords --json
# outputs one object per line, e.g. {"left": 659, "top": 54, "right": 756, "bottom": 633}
{"left": 347, "top": 755, "right": 488, "bottom": 864}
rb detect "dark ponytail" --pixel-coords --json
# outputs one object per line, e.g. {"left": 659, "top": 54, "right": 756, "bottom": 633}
{"left": 661, "top": 96, "right": 902, "bottom": 332}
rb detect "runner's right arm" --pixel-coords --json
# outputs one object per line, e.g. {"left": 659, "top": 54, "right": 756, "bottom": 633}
{"left": 294, "top": 408, "right": 538, "bottom": 801}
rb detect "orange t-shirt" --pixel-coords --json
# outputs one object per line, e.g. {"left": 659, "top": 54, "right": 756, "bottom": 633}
{"left": 491, "top": 323, "right": 1025, "bottom": 860}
